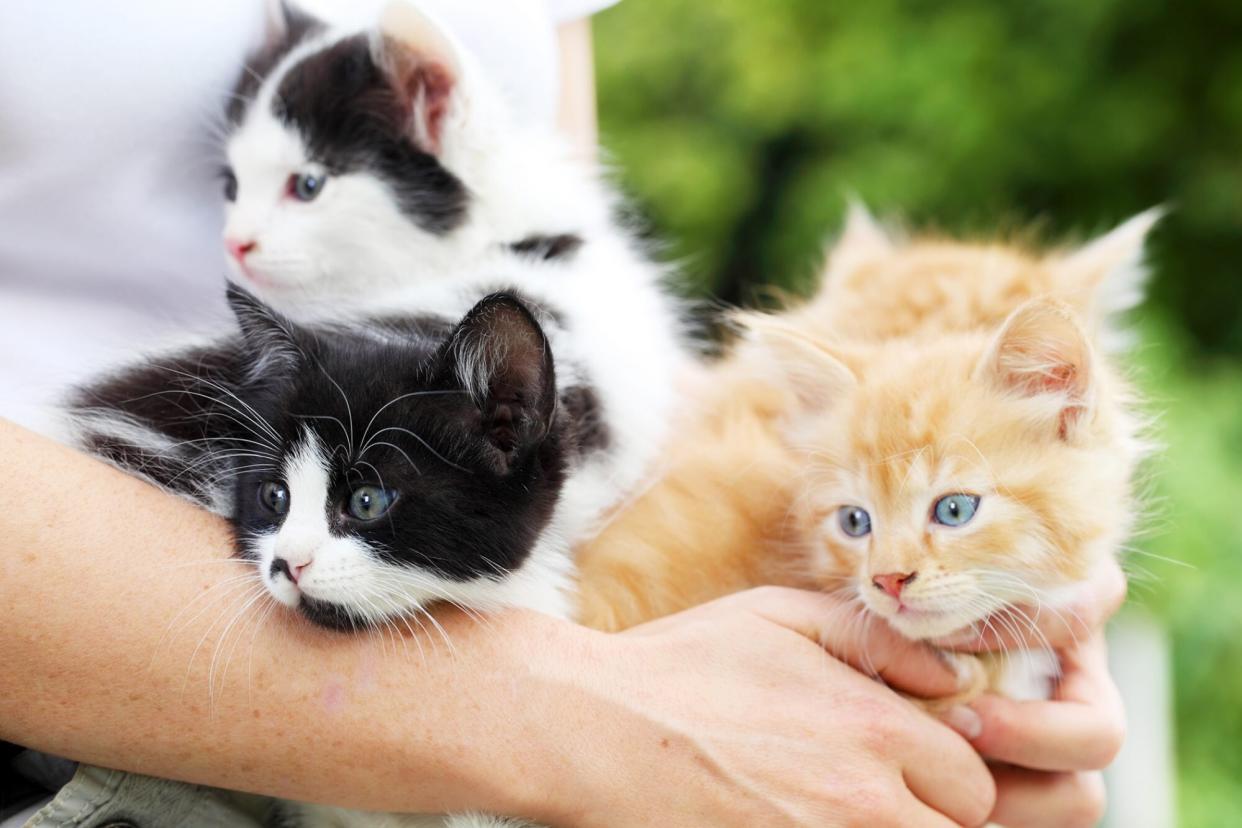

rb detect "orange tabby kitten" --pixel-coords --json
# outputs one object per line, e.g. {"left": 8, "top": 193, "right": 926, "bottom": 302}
{"left": 577, "top": 207, "right": 1156, "bottom": 700}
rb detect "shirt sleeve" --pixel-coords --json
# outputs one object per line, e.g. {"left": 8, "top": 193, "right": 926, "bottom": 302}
{"left": 543, "top": 0, "right": 620, "bottom": 23}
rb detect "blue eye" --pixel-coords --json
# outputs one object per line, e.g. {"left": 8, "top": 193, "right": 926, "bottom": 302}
{"left": 933, "top": 494, "right": 980, "bottom": 527}
{"left": 258, "top": 481, "right": 289, "bottom": 515}
{"left": 837, "top": 506, "right": 872, "bottom": 537}
{"left": 289, "top": 172, "right": 326, "bottom": 201}
{"left": 347, "top": 485, "right": 396, "bottom": 521}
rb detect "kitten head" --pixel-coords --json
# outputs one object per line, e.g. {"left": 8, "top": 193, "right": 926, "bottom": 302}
{"left": 221, "top": 2, "right": 501, "bottom": 305}
{"left": 751, "top": 298, "right": 1142, "bottom": 642}
{"left": 223, "top": 285, "right": 566, "bottom": 630}
{"left": 798, "top": 204, "right": 1163, "bottom": 348}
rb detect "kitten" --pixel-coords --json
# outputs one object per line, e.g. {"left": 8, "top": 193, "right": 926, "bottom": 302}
{"left": 577, "top": 207, "right": 1156, "bottom": 702}
{"left": 72, "top": 286, "right": 570, "bottom": 828}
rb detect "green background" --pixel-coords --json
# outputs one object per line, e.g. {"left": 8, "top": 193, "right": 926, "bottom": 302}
{"left": 593, "top": 1, "right": 1242, "bottom": 824}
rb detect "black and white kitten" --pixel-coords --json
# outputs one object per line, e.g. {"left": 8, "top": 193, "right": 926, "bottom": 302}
{"left": 78, "top": 285, "right": 580, "bottom": 624}
{"left": 73, "top": 286, "right": 571, "bottom": 828}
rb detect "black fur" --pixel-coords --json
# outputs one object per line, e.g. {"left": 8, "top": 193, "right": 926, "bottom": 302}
{"left": 273, "top": 35, "right": 468, "bottom": 233}
{"left": 560, "top": 386, "right": 610, "bottom": 453}
{"left": 509, "top": 233, "right": 584, "bottom": 262}
{"left": 226, "top": 2, "right": 325, "bottom": 125}
{"left": 66, "top": 341, "right": 251, "bottom": 506}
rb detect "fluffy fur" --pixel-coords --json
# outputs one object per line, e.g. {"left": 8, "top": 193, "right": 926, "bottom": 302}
{"left": 577, "top": 207, "right": 1155, "bottom": 703}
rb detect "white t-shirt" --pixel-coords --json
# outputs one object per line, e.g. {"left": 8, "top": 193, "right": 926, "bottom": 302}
{"left": 0, "top": 0, "right": 616, "bottom": 427}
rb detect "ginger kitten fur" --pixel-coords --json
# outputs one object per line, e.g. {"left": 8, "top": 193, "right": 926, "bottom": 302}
{"left": 576, "top": 207, "right": 1156, "bottom": 700}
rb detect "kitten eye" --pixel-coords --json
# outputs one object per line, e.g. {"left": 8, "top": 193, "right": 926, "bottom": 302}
{"left": 258, "top": 481, "right": 289, "bottom": 515}
{"left": 221, "top": 167, "right": 238, "bottom": 202}
{"left": 347, "top": 485, "right": 396, "bottom": 521}
{"left": 288, "top": 172, "right": 326, "bottom": 202}
{"left": 837, "top": 506, "right": 872, "bottom": 538}
{"left": 933, "top": 494, "right": 980, "bottom": 527}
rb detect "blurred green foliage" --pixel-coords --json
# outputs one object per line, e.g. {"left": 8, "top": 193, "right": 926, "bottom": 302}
{"left": 594, "top": 2, "right": 1242, "bottom": 824}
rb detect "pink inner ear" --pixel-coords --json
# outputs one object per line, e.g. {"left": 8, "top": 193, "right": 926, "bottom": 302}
{"left": 410, "top": 63, "right": 453, "bottom": 155}
{"left": 988, "top": 301, "right": 1093, "bottom": 440}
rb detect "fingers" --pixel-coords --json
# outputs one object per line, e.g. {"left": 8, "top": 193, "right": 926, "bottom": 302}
{"left": 894, "top": 795, "right": 972, "bottom": 828}
{"left": 897, "top": 715, "right": 996, "bottom": 826}
{"left": 963, "top": 638, "right": 1125, "bottom": 771}
{"left": 935, "top": 559, "right": 1127, "bottom": 653}
{"left": 989, "top": 766, "right": 1107, "bottom": 828}
{"left": 732, "top": 586, "right": 964, "bottom": 698}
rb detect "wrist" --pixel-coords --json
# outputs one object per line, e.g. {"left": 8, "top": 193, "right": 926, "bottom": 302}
{"left": 415, "top": 608, "right": 619, "bottom": 823}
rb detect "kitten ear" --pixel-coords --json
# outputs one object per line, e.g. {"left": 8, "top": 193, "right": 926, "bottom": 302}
{"left": 823, "top": 201, "right": 895, "bottom": 281}
{"left": 737, "top": 313, "right": 857, "bottom": 411}
{"left": 370, "top": 1, "right": 462, "bottom": 155}
{"left": 442, "top": 293, "right": 557, "bottom": 475}
{"left": 227, "top": 284, "right": 302, "bottom": 379}
{"left": 261, "top": 0, "right": 323, "bottom": 55}
{"left": 1054, "top": 207, "right": 1163, "bottom": 325}
{"left": 977, "top": 298, "right": 1095, "bottom": 440}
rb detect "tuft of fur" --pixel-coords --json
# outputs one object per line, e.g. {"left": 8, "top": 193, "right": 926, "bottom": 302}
{"left": 577, "top": 208, "right": 1156, "bottom": 704}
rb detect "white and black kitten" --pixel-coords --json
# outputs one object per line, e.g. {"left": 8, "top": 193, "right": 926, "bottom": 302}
{"left": 72, "top": 286, "right": 571, "bottom": 828}
{"left": 78, "top": 285, "right": 580, "bottom": 624}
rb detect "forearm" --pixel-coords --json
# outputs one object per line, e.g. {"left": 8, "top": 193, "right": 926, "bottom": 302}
{"left": 0, "top": 419, "right": 584, "bottom": 816}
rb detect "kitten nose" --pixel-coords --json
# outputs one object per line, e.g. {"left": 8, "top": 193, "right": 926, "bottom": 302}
{"left": 225, "top": 237, "right": 256, "bottom": 262}
{"left": 270, "top": 556, "right": 309, "bottom": 584}
{"left": 872, "top": 571, "right": 917, "bottom": 599}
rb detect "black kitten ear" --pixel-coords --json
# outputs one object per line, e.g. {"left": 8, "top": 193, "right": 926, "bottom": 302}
{"left": 441, "top": 293, "right": 557, "bottom": 475}
{"left": 227, "top": 284, "right": 302, "bottom": 380}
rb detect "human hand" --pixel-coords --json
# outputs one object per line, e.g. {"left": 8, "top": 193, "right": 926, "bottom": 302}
{"left": 529, "top": 586, "right": 995, "bottom": 827}
{"left": 934, "top": 561, "right": 1127, "bottom": 827}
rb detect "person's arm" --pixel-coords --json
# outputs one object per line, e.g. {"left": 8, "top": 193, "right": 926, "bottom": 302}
{"left": 936, "top": 561, "right": 1128, "bottom": 827}
{"left": 0, "top": 419, "right": 994, "bottom": 826}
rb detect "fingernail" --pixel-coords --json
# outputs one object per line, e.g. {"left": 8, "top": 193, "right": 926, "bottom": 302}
{"left": 943, "top": 705, "right": 982, "bottom": 740}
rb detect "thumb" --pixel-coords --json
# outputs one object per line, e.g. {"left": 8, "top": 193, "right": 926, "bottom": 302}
{"left": 733, "top": 586, "right": 966, "bottom": 699}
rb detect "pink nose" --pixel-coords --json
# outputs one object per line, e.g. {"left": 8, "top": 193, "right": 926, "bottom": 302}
{"left": 872, "top": 571, "right": 917, "bottom": 599}
{"left": 272, "top": 557, "right": 310, "bottom": 585}
{"left": 226, "top": 238, "right": 256, "bottom": 262}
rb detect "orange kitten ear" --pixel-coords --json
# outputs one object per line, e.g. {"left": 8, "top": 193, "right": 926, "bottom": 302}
{"left": 370, "top": 1, "right": 463, "bottom": 155}
{"left": 1054, "top": 207, "right": 1163, "bottom": 327}
{"left": 823, "top": 201, "right": 895, "bottom": 280}
{"left": 978, "top": 298, "right": 1095, "bottom": 440}
{"left": 736, "top": 313, "right": 858, "bottom": 410}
